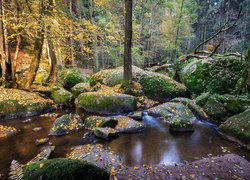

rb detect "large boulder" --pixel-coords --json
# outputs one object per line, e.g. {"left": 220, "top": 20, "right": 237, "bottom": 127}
{"left": 90, "top": 66, "right": 186, "bottom": 100}
{"left": 49, "top": 114, "right": 84, "bottom": 136}
{"left": 75, "top": 92, "right": 137, "bottom": 115}
{"left": 147, "top": 102, "right": 196, "bottom": 123}
{"left": 23, "top": 158, "right": 109, "bottom": 180}
{"left": 196, "top": 94, "right": 250, "bottom": 120}
{"left": 70, "top": 82, "right": 90, "bottom": 97}
{"left": 59, "top": 67, "right": 89, "bottom": 90}
{"left": 170, "top": 97, "right": 208, "bottom": 119}
{"left": 0, "top": 88, "right": 55, "bottom": 120}
{"left": 0, "top": 125, "right": 19, "bottom": 139}
{"left": 51, "top": 86, "right": 74, "bottom": 107}
{"left": 179, "top": 55, "right": 243, "bottom": 95}
{"left": 219, "top": 109, "right": 250, "bottom": 144}
{"left": 67, "top": 144, "right": 123, "bottom": 172}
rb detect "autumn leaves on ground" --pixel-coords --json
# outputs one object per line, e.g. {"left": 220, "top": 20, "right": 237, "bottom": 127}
{"left": 0, "top": 0, "right": 250, "bottom": 180}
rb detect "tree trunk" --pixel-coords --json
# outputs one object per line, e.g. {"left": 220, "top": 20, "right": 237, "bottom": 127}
{"left": 123, "top": 0, "right": 133, "bottom": 82}
{"left": 18, "top": 0, "right": 45, "bottom": 90}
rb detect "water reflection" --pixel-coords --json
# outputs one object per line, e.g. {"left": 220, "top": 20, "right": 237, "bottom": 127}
{"left": 160, "top": 140, "right": 180, "bottom": 165}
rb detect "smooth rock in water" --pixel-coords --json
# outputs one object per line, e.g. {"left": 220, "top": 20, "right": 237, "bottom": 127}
{"left": 35, "top": 138, "right": 49, "bottom": 146}
{"left": 0, "top": 125, "right": 19, "bottom": 139}
{"left": 0, "top": 88, "right": 56, "bottom": 120}
{"left": 169, "top": 119, "right": 194, "bottom": 132}
{"left": 23, "top": 158, "right": 109, "bottom": 180}
{"left": 114, "top": 116, "right": 145, "bottom": 133}
{"left": 51, "top": 86, "right": 74, "bottom": 107}
{"left": 50, "top": 114, "right": 84, "bottom": 136}
{"left": 82, "top": 131, "right": 96, "bottom": 144}
{"left": 94, "top": 127, "right": 119, "bottom": 140}
{"left": 219, "top": 109, "right": 250, "bottom": 144}
{"left": 84, "top": 116, "right": 118, "bottom": 130}
{"left": 75, "top": 92, "right": 137, "bottom": 115}
{"left": 170, "top": 97, "right": 208, "bottom": 119}
{"left": 26, "top": 146, "right": 55, "bottom": 166}
{"left": 33, "top": 127, "right": 43, "bottom": 132}
{"left": 70, "top": 82, "right": 90, "bottom": 97}
{"left": 58, "top": 67, "right": 89, "bottom": 90}
{"left": 147, "top": 102, "right": 196, "bottom": 123}
{"left": 67, "top": 144, "right": 123, "bottom": 172}
{"left": 127, "top": 111, "right": 143, "bottom": 121}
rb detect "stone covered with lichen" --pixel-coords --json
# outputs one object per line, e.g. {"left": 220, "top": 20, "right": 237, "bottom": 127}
{"left": 219, "top": 109, "right": 250, "bottom": 143}
{"left": 89, "top": 66, "right": 186, "bottom": 100}
{"left": 179, "top": 55, "right": 243, "bottom": 95}
{"left": 59, "top": 66, "right": 89, "bottom": 90}
{"left": 70, "top": 82, "right": 90, "bottom": 97}
{"left": 75, "top": 92, "right": 137, "bottom": 115}
{"left": 67, "top": 144, "right": 123, "bottom": 172}
{"left": 0, "top": 125, "right": 19, "bottom": 139}
{"left": 23, "top": 158, "right": 109, "bottom": 180}
{"left": 0, "top": 88, "right": 55, "bottom": 120}
{"left": 169, "top": 119, "right": 194, "bottom": 132}
{"left": 51, "top": 86, "right": 74, "bottom": 107}
{"left": 49, "top": 114, "right": 84, "bottom": 136}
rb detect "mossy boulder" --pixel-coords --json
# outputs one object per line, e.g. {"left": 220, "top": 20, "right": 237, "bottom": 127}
{"left": 139, "top": 72, "right": 186, "bottom": 100}
{"left": 0, "top": 88, "right": 55, "bottom": 120}
{"left": 23, "top": 158, "right": 109, "bottom": 180}
{"left": 147, "top": 102, "right": 196, "bottom": 123}
{"left": 0, "top": 125, "right": 19, "bottom": 139}
{"left": 180, "top": 55, "right": 243, "bottom": 95}
{"left": 67, "top": 144, "right": 123, "bottom": 172}
{"left": 49, "top": 114, "right": 84, "bottom": 136}
{"left": 219, "top": 109, "right": 250, "bottom": 144}
{"left": 51, "top": 86, "right": 74, "bottom": 107}
{"left": 71, "top": 83, "right": 90, "bottom": 97}
{"left": 59, "top": 67, "right": 89, "bottom": 90}
{"left": 203, "top": 96, "right": 228, "bottom": 119}
{"left": 196, "top": 94, "right": 250, "bottom": 120}
{"left": 170, "top": 97, "right": 208, "bottom": 119}
{"left": 75, "top": 92, "right": 137, "bottom": 115}
{"left": 90, "top": 66, "right": 186, "bottom": 99}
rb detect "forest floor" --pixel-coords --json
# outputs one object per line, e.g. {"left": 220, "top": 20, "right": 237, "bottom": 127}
{"left": 113, "top": 154, "right": 250, "bottom": 179}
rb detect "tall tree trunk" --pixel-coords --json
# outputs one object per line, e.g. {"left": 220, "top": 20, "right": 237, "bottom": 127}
{"left": 18, "top": 0, "right": 45, "bottom": 90}
{"left": 69, "top": 0, "right": 74, "bottom": 64}
{"left": 123, "top": 0, "right": 133, "bottom": 82}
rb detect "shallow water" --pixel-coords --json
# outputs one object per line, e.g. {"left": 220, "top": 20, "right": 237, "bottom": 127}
{"left": 0, "top": 111, "right": 249, "bottom": 175}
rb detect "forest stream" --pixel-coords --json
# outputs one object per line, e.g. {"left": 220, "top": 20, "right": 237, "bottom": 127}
{"left": 0, "top": 110, "right": 249, "bottom": 176}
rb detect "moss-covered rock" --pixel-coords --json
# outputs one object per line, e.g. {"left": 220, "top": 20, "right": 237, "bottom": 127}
{"left": 169, "top": 119, "right": 194, "bottom": 132}
{"left": 49, "top": 114, "right": 84, "bottom": 136}
{"left": 195, "top": 92, "right": 210, "bottom": 106}
{"left": 203, "top": 95, "right": 228, "bottom": 119}
{"left": 180, "top": 55, "right": 244, "bottom": 95}
{"left": 67, "top": 144, "right": 123, "bottom": 172}
{"left": 114, "top": 116, "right": 145, "bottom": 133}
{"left": 59, "top": 67, "right": 89, "bottom": 90}
{"left": 139, "top": 72, "right": 186, "bottom": 99}
{"left": 51, "top": 86, "right": 74, "bottom": 107}
{"left": 23, "top": 158, "right": 109, "bottom": 180}
{"left": 70, "top": 82, "right": 90, "bottom": 97}
{"left": 90, "top": 66, "right": 186, "bottom": 99}
{"left": 75, "top": 92, "right": 137, "bottom": 115}
{"left": 0, "top": 125, "right": 19, "bottom": 139}
{"left": 0, "top": 88, "right": 55, "bottom": 120}
{"left": 170, "top": 97, "right": 208, "bottom": 119}
{"left": 219, "top": 109, "right": 250, "bottom": 143}
{"left": 94, "top": 127, "right": 119, "bottom": 140}
{"left": 84, "top": 116, "right": 118, "bottom": 130}
{"left": 147, "top": 102, "right": 196, "bottom": 123}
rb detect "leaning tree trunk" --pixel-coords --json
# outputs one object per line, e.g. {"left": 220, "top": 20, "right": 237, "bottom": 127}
{"left": 18, "top": 1, "right": 45, "bottom": 90}
{"left": 123, "top": 0, "right": 133, "bottom": 82}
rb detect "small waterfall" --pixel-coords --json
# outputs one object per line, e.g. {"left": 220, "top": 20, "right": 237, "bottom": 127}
{"left": 142, "top": 112, "right": 166, "bottom": 131}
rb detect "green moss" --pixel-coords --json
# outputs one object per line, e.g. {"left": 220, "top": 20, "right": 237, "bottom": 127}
{"left": 76, "top": 92, "right": 136, "bottom": 114}
{"left": 59, "top": 67, "right": 89, "bottom": 90}
{"left": 195, "top": 92, "right": 210, "bottom": 106}
{"left": 219, "top": 109, "right": 250, "bottom": 143}
{"left": 51, "top": 86, "right": 74, "bottom": 106}
{"left": 23, "top": 158, "right": 109, "bottom": 180}
{"left": 70, "top": 83, "right": 90, "bottom": 97}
